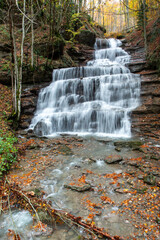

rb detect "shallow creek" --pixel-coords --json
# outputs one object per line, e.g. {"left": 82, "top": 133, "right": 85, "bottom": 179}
{"left": 0, "top": 136, "right": 146, "bottom": 239}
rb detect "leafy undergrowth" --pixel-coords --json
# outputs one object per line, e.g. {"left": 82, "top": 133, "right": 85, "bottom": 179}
{"left": 0, "top": 84, "right": 17, "bottom": 176}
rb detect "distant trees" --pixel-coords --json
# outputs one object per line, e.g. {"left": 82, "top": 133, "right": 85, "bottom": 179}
{"left": 86, "top": 0, "right": 160, "bottom": 33}
{"left": 85, "top": 0, "right": 159, "bottom": 54}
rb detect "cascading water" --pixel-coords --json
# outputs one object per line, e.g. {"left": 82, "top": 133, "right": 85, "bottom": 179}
{"left": 30, "top": 38, "right": 140, "bottom": 137}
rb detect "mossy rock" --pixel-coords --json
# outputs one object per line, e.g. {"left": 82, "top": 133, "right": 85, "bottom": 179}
{"left": 57, "top": 144, "right": 73, "bottom": 155}
{"left": 75, "top": 30, "right": 96, "bottom": 47}
{"left": 144, "top": 174, "right": 156, "bottom": 185}
{"left": 64, "top": 183, "right": 91, "bottom": 192}
{"left": 114, "top": 140, "right": 143, "bottom": 150}
{"left": 61, "top": 52, "right": 75, "bottom": 67}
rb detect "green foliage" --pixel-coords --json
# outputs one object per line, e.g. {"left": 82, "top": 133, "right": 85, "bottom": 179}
{"left": 70, "top": 13, "right": 83, "bottom": 31}
{"left": 0, "top": 131, "right": 18, "bottom": 176}
{"left": 0, "top": 25, "right": 10, "bottom": 40}
{"left": 0, "top": 59, "right": 10, "bottom": 74}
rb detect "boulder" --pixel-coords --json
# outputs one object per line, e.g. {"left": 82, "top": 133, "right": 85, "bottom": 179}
{"left": 64, "top": 183, "right": 91, "bottom": 192}
{"left": 75, "top": 30, "right": 96, "bottom": 47}
{"left": 34, "top": 120, "right": 50, "bottom": 136}
{"left": 114, "top": 140, "right": 143, "bottom": 150}
{"left": 104, "top": 155, "right": 123, "bottom": 164}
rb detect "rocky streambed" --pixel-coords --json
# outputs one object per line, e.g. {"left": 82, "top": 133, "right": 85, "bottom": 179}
{"left": 0, "top": 133, "right": 159, "bottom": 240}
{"left": 1, "top": 40, "right": 160, "bottom": 240}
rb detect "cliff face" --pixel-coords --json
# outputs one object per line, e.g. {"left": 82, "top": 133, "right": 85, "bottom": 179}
{"left": 123, "top": 21, "right": 160, "bottom": 141}
{"left": 126, "top": 16, "right": 160, "bottom": 73}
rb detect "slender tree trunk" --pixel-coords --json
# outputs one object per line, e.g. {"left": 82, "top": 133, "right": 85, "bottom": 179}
{"left": 143, "top": 0, "right": 147, "bottom": 55}
{"left": 8, "top": 0, "right": 15, "bottom": 110}
{"left": 125, "top": 0, "right": 129, "bottom": 28}
{"left": 98, "top": 0, "right": 101, "bottom": 25}
{"left": 102, "top": 6, "right": 104, "bottom": 27}
{"left": 120, "top": 0, "right": 122, "bottom": 31}
{"left": 93, "top": 0, "right": 95, "bottom": 20}
{"left": 31, "top": 0, "right": 34, "bottom": 67}
{"left": 17, "top": 0, "right": 26, "bottom": 120}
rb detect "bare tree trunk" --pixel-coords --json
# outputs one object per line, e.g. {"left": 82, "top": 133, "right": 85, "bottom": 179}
{"left": 17, "top": 0, "right": 26, "bottom": 120}
{"left": 125, "top": 0, "right": 129, "bottom": 28}
{"left": 93, "top": 0, "right": 95, "bottom": 20}
{"left": 31, "top": 0, "right": 34, "bottom": 67}
{"left": 12, "top": 19, "right": 18, "bottom": 114}
{"left": 143, "top": 0, "right": 147, "bottom": 55}
{"left": 102, "top": 6, "right": 104, "bottom": 27}
{"left": 120, "top": 0, "right": 122, "bottom": 31}
{"left": 8, "top": 0, "right": 15, "bottom": 110}
{"left": 98, "top": 0, "right": 101, "bottom": 25}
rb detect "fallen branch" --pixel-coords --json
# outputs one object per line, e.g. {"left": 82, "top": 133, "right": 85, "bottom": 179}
{"left": 2, "top": 183, "right": 124, "bottom": 240}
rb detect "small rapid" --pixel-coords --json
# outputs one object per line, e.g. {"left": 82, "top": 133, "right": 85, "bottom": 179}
{"left": 30, "top": 38, "right": 140, "bottom": 137}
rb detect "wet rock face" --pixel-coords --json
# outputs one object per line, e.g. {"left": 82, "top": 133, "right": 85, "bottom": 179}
{"left": 124, "top": 42, "right": 160, "bottom": 140}
{"left": 19, "top": 84, "right": 48, "bottom": 130}
{"left": 128, "top": 61, "right": 146, "bottom": 73}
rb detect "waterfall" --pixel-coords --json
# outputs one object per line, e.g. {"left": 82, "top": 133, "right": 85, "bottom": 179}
{"left": 30, "top": 38, "right": 140, "bottom": 137}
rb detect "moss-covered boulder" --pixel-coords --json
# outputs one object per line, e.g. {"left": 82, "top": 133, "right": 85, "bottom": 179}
{"left": 75, "top": 30, "right": 96, "bottom": 47}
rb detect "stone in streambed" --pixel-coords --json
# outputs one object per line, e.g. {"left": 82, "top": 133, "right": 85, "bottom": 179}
{"left": 57, "top": 144, "right": 73, "bottom": 155}
{"left": 114, "top": 140, "right": 143, "bottom": 150}
{"left": 64, "top": 183, "right": 91, "bottom": 192}
{"left": 104, "top": 155, "right": 123, "bottom": 164}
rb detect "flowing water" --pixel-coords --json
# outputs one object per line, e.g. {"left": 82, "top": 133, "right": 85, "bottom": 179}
{"left": 0, "top": 39, "right": 142, "bottom": 239}
{"left": 30, "top": 38, "right": 140, "bottom": 138}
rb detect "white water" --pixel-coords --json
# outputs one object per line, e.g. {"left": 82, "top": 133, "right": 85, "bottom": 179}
{"left": 30, "top": 38, "right": 140, "bottom": 137}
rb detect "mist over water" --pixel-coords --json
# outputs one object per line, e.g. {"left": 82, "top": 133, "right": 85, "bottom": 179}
{"left": 30, "top": 38, "right": 140, "bottom": 138}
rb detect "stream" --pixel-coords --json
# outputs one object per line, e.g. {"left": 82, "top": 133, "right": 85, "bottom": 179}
{"left": 0, "top": 39, "right": 145, "bottom": 239}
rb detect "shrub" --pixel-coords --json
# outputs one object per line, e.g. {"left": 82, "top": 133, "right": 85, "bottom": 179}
{"left": 0, "top": 131, "right": 17, "bottom": 176}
